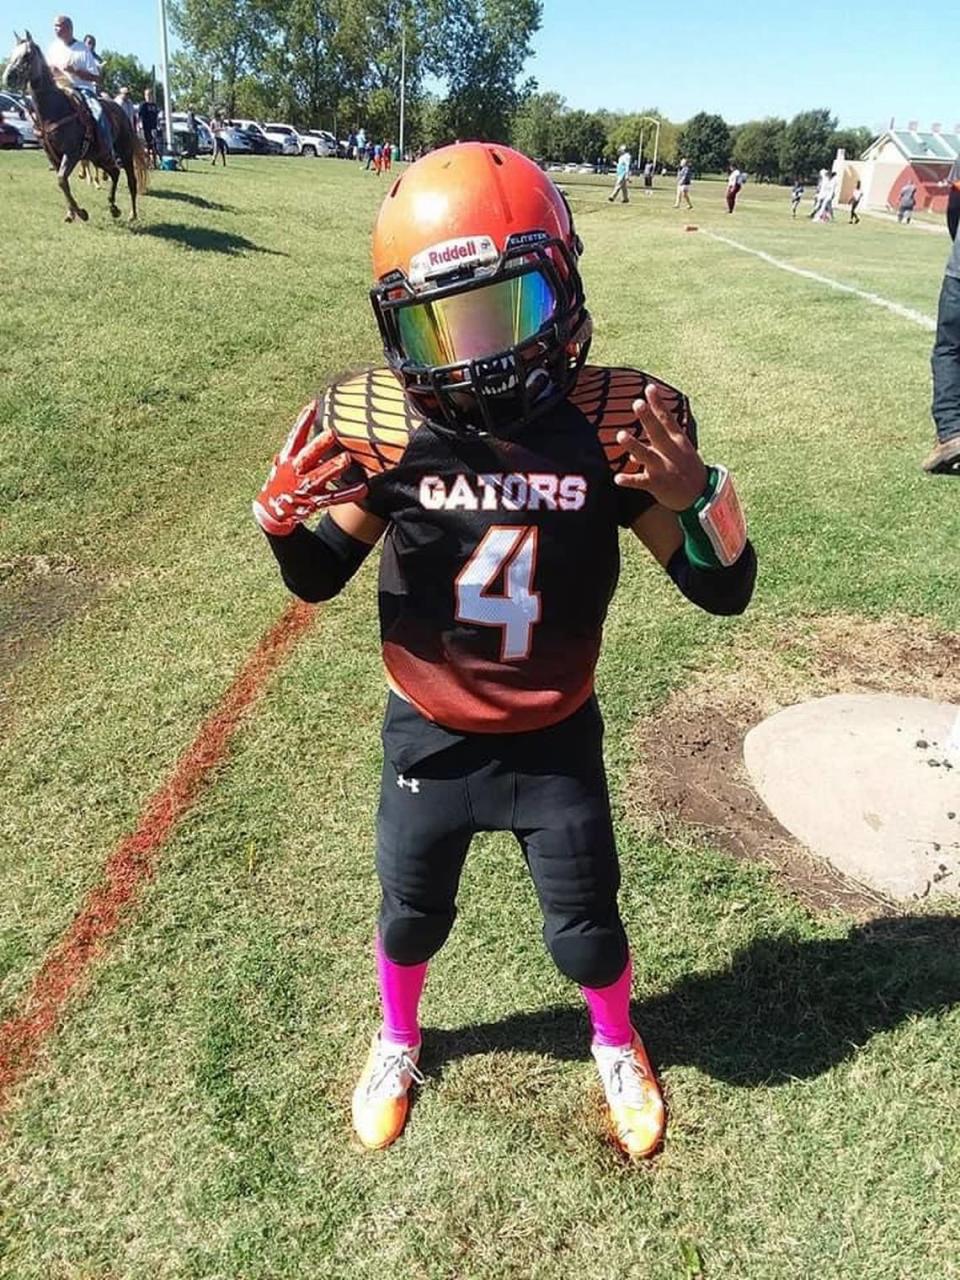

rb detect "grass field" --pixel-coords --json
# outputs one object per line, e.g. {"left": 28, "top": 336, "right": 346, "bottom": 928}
{"left": 1, "top": 151, "right": 959, "bottom": 1279}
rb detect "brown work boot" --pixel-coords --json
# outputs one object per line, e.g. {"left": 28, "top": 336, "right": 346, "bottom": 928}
{"left": 921, "top": 438, "right": 960, "bottom": 475}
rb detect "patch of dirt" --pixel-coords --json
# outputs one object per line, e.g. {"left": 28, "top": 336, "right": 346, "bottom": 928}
{"left": 631, "top": 615, "right": 960, "bottom": 920}
{"left": 0, "top": 554, "right": 102, "bottom": 689}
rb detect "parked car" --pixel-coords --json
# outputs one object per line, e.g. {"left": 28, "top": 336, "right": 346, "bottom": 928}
{"left": 163, "top": 112, "right": 213, "bottom": 155}
{"left": 262, "top": 123, "right": 301, "bottom": 155}
{"left": 0, "top": 90, "right": 39, "bottom": 146}
{"left": 326, "top": 130, "right": 347, "bottom": 157}
{"left": 212, "top": 122, "right": 253, "bottom": 154}
{"left": 228, "top": 119, "right": 282, "bottom": 154}
{"left": 299, "top": 128, "right": 339, "bottom": 158}
{"left": 248, "top": 131, "right": 282, "bottom": 156}
{"left": 0, "top": 120, "right": 22, "bottom": 148}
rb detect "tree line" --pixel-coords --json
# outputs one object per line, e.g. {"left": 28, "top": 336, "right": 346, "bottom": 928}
{"left": 167, "top": 0, "right": 541, "bottom": 147}
{"left": 514, "top": 100, "right": 874, "bottom": 180}
{"left": 84, "top": 0, "right": 874, "bottom": 181}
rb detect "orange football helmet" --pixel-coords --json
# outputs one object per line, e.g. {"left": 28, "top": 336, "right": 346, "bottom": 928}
{"left": 370, "top": 142, "right": 592, "bottom": 435}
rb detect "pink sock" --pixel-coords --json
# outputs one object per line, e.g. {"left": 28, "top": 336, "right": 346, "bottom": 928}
{"left": 375, "top": 935, "right": 427, "bottom": 1046}
{"left": 581, "top": 957, "right": 633, "bottom": 1048}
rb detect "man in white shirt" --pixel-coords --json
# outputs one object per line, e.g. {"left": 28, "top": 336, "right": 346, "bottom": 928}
{"left": 47, "top": 15, "right": 100, "bottom": 89}
{"left": 822, "top": 170, "right": 838, "bottom": 221}
{"left": 725, "top": 166, "right": 742, "bottom": 213}
{"left": 607, "top": 146, "right": 630, "bottom": 204}
{"left": 808, "top": 169, "right": 828, "bottom": 220}
{"left": 46, "top": 15, "right": 112, "bottom": 155}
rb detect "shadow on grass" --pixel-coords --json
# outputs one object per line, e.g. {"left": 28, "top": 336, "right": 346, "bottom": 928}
{"left": 422, "top": 915, "right": 960, "bottom": 1085}
{"left": 135, "top": 222, "right": 286, "bottom": 256}
{"left": 144, "top": 189, "right": 235, "bottom": 213}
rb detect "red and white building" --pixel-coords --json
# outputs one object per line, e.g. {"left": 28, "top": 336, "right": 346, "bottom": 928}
{"left": 837, "top": 123, "right": 959, "bottom": 212}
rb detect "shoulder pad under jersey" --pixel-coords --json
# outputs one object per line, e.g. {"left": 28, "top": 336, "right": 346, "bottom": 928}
{"left": 567, "top": 364, "right": 698, "bottom": 475}
{"left": 318, "top": 368, "right": 423, "bottom": 477}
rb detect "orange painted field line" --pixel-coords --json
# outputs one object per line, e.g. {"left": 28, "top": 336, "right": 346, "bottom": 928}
{"left": 0, "top": 599, "right": 315, "bottom": 1113}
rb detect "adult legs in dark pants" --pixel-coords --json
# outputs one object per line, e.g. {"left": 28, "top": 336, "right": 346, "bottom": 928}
{"left": 924, "top": 272, "right": 960, "bottom": 474}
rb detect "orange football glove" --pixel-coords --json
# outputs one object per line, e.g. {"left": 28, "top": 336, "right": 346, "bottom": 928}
{"left": 252, "top": 400, "right": 368, "bottom": 536}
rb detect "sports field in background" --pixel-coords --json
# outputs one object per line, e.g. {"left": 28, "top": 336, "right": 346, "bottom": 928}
{"left": 1, "top": 152, "right": 959, "bottom": 1279}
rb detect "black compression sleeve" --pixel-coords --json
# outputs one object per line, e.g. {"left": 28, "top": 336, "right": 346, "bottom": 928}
{"left": 264, "top": 516, "right": 374, "bottom": 603}
{"left": 666, "top": 540, "right": 757, "bottom": 616}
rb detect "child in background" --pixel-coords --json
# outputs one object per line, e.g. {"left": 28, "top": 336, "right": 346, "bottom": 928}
{"left": 790, "top": 181, "right": 804, "bottom": 218}
{"left": 849, "top": 180, "right": 863, "bottom": 225}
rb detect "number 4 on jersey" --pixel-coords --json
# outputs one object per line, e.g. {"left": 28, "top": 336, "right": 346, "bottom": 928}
{"left": 455, "top": 526, "right": 541, "bottom": 661}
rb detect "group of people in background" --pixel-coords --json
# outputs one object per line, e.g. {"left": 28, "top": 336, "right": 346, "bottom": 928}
{"left": 344, "top": 127, "right": 396, "bottom": 172}
{"left": 43, "top": 26, "right": 391, "bottom": 177}
{"left": 798, "top": 168, "right": 917, "bottom": 227}
{"left": 607, "top": 150, "right": 696, "bottom": 208}
{"left": 603, "top": 148, "right": 927, "bottom": 235}
{"left": 608, "top": 154, "right": 744, "bottom": 214}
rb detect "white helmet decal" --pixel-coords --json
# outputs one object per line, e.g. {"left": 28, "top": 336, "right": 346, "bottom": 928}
{"left": 409, "top": 235, "right": 499, "bottom": 288}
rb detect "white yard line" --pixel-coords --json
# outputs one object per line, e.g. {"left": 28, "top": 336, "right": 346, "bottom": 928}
{"left": 700, "top": 229, "right": 937, "bottom": 331}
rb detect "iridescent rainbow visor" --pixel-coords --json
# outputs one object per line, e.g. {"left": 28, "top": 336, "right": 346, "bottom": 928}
{"left": 390, "top": 265, "right": 559, "bottom": 368}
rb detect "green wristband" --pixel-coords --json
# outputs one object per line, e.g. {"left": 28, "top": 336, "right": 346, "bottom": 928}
{"left": 678, "top": 466, "right": 722, "bottom": 570}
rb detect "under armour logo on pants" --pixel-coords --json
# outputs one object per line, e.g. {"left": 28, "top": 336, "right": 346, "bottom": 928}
{"left": 396, "top": 774, "right": 420, "bottom": 794}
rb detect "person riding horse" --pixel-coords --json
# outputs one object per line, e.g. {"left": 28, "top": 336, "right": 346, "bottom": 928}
{"left": 45, "top": 15, "right": 112, "bottom": 157}
{"left": 4, "top": 28, "right": 146, "bottom": 222}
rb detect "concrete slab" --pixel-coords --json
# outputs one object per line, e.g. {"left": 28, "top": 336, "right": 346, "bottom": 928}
{"left": 744, "top": 694, "right": 960, "bottom": 902}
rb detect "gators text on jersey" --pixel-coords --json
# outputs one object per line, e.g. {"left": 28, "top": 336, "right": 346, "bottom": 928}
{"left": 318, "top": 364, "right": 698, "bottom": 734}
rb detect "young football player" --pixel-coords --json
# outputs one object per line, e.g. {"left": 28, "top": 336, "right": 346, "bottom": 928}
{"left": 253, "top": 143, "right": 757, "bottom": 1159}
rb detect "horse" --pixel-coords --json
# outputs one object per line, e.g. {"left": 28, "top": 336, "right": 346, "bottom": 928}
{"left": 3, "top": 31, "right": 147, "bottom": 222}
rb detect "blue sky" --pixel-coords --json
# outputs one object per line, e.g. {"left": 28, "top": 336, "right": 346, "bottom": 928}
{"left": 5, "top": 0, "right": 955, "bottom": 131}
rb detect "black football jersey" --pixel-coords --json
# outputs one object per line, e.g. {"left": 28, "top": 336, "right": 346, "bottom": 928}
{"left": 322, "top": 366, "right": 696, "bottom": 734}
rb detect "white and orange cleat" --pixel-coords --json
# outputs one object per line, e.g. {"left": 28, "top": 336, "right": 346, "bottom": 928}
{"left": 351, "top": 1032, "right": 425, "bottom": 1151}
{"left": 592, "top": 1030, "right": 666, "bottom": 1159}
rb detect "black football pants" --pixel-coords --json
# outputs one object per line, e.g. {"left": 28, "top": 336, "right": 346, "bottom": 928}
{"left": 376, "top": 694, "right": 628, "bottom": 989}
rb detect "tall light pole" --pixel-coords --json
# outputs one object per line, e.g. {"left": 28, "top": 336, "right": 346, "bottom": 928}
{"left": 639, "top": 115, "right": 661, "bottom": 173}
{"left": 157, "top": 0, "right": 174, "bottom": 152}
{"left": 398, "top": 24, "right": 406, "bottom": 161}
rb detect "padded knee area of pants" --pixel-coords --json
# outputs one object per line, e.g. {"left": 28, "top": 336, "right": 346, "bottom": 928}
{"left": 547, "top": 927, "right": 628, "bottom": 989}
{"left": 379, "top": 913, "right": 453, "bottom": 966}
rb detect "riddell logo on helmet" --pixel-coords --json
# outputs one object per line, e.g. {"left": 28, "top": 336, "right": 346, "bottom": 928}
{"left": 409, "top": 236, "right": 498, "bottom": 286}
